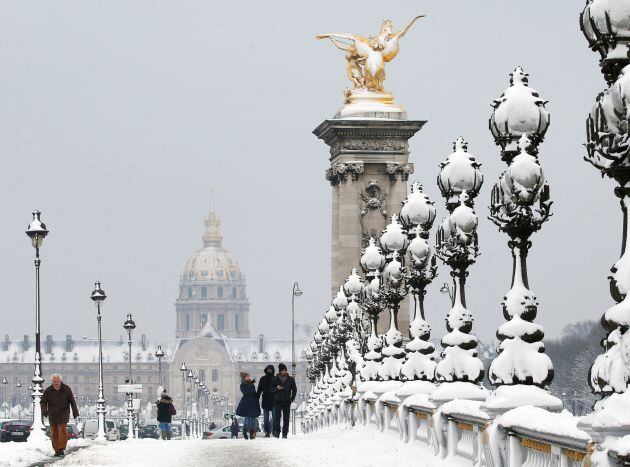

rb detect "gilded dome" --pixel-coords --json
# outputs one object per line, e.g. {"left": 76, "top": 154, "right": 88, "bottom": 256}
{"left": 180, "top": 202, "right": 244, "bottom": 284}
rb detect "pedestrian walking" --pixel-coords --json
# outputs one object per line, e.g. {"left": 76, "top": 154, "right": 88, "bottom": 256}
{"left": 156, "top": 392, "right": 177, "bottom": 440}
{"left": 235, "top": 371, "right": 261, "bottom": 439}
{"left": 256, "top": 364, "right": 275, "bottom": 437}
{"left": 271, "top": 363, "right": 297, "bottom": 439}
{"left": 230, "top": 418, "right": 239, "bottom": 439}
{"left": 40, "top": 374, "right": 79, "bottom": 457}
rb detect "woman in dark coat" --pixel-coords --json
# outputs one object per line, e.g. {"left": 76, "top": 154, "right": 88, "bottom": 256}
{"left": 235, "top": 371, "right": 261, "bottom": 439}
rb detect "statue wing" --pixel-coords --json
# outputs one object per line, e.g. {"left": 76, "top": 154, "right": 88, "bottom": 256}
{"left": 316, "top": 33, "right": 372, "bottom": 58}
{"left": 397, "top": 15, "right": 426, "bottom": 39}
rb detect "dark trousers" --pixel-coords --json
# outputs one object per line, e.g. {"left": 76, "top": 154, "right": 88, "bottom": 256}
{"left": 273, "top": 401, "right": 291, "bottom": 436}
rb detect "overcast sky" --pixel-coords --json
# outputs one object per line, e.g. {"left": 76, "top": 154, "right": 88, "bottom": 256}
{"left": 0, "top": 0, "right": 613, "bottom": 346}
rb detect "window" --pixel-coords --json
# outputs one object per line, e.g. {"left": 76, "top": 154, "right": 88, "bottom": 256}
{"left": 235, "top": 314, "right": 240, "bottom": 331}
{"left": 185, "top": 315, "right": 190, "bottom": 331}
{"left": 218, "top": 287, "right": 223, "bottom": 298}
{"left": 201, "top": 287, "right": 207, "bottom": 299}
{"left": 199, "top": 369, "right": 206, "bottom": 382}
{"left": 187, "top": 287, "right": 193, "bottom": 299}
{"left": 212, "top": 369, "right": 218, "bottom": 382}
{"left": 217, "top": 314, "right": 225, "bottom": 330}
{"left": 201, "top": 314, "right": 208, "bottom": 327}
{"left": 232, "top": 287, "right": 237, "bottom": 298}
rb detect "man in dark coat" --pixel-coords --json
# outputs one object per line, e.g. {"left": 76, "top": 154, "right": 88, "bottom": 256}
{"left": 156, "top": 392, "right": 176, "bottom": 440}
{"left": 271, "top": 363, "right": 297, "bottom": 438}
{"left": 256, "top": 364, "right": 275, "bottom": 437}
{"left": 41, "top": 374, "right": 79, "bottom": 457}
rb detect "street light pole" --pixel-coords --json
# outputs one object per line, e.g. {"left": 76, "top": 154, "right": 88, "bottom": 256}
{"left": 155, "top": 346, "right": 165, "bottom": 388}
{"left": 291, "top": 282, "right": 302, "bottom": 437}
{"left": 2, "top": 376, "right": 7, "bottom": 418}
{"left": 291, "top": 282, "right": 303, "bottom": 377}
{"left": 25, "top": 211, "right": 48, "bottom": 443}
{"left": 16, "top": 380, "right": 21, "bottom": 417}
{"left": 179, "top": 363, "right": 187, "bottom": 439}
{"left": 123, "top": 313, "right": 136, "bottom": 439}
{"left": 91, "top": 282, "right": 107, "bottom": 441}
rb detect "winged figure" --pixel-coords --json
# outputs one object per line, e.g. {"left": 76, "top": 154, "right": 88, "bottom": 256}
{"left": 317, "top": 16, "right": 425, "bottom": 93}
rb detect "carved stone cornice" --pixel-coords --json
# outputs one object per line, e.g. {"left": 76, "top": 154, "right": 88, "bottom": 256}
{"left": 325, "top": 161, "right": 365, "bottom": 186}
{"left": 385, "top": 162, "right": 414, "bottom": 181}
{"left": 313, "top": 119, "right": 426, "bottom": 160}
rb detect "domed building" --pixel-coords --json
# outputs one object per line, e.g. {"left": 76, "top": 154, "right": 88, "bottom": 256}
{"left": 175, "top": 202, "right": 250, "bottom": 338}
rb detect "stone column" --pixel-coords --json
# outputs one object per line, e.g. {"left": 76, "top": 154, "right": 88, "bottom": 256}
{"left": 315, "top": 118, "right": 425, "bottom": 334}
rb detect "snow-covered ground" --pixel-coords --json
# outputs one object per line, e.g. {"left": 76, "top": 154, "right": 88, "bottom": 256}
{"left": 1, "top": 426, "right": 467, "bottom": 466}
{"left": 0, "top": 438, "right": 91, "bottom": 467}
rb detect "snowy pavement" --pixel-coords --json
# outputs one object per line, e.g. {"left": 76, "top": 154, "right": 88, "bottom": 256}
{"left": 1, "top": 426, "right": 468, "bottom": 466}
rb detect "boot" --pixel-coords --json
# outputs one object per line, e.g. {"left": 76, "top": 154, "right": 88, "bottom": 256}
{"left": 242, "top": 428, "right": 249, "bottom": 440}
{"left": 250, "top": 429, "right": 256, "bottom": 439}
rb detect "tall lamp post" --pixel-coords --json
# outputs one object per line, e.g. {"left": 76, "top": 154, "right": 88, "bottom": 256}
{"left": 187, "top": 369, "right": 195, "bottom": 438}
{"left": 16, "top": 380, "right": 21, "bottom": 417}
{"left": 91, "top": 282, "right": 107, "bottom": 441}
{"left": 155, "top": 346, "right": 165, "bottom": 388}
{"left": 123, "top": 313, "right": 136, "bottom": 439}
{"left": 2, "top": 376, "right": 7, "bottom": 418}
{"left": 179, "top": 363, "right": 187, "bottom": 439}
{"left": 25, "top": 210, "right": 48, "bottom": 443}
{"left": 291, "top": 282, "right": 303, "bottom": 377}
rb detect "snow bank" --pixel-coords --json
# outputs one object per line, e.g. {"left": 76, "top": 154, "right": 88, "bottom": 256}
{"left": 580, "top": 391, "right": 630, "bottom": 430}
{"left": 0, "top": 438, "right": 91, "bottom": 467}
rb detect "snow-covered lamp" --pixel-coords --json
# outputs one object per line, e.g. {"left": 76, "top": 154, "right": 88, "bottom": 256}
{"left": 437, "top": 137, "right": 483, "bottom": 210}
{"left": 489, "top": 67, "right": 550, "bottom": 160}
{"left": 485, "top": 69, "right": 559, "bottom": 416}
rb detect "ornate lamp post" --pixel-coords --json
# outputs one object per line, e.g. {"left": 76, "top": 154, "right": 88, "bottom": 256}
{"left": 484, "top": 68, "right": 559, "bottom": 414}
{"left": 90, "top": 282, "right": 108, "bottom": 441}
{"left": 179, "top": 362, "right": 188, "bottom": 439}
{"left": 187, "top": 369, "right": 195, "bottom": 438}
{"left": 432, "top": 138, "right": 486, "bottom": 404}
{"left": 578, "top": 0, "right": 630, "bottom": 444}
{"left": 122, "top": 313, "right": 136, "bottom": 439}
{"left": 399, "top": 182, "right": 439, "bottom": 386}
{"left": 16, "top": 380, "right": 21, "bottom": 417}
{"left": 25, "top": 210, "right": 48, "bottom": 443}
{"left": 2, "top": 376, "right": 7, "bottom": 418}
{"left": 359, "top": 238, "right": 386, "bottom": 381}
{"left": 292, "top": 282, "right": 303, "bottom": 377}
{"left": 155, "top": 345, "right": 165, "bottom": 388}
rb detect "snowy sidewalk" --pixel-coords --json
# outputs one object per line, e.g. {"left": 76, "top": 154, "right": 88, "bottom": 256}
{"left": 8, "top": 426, "right": 465, "bottom": 466}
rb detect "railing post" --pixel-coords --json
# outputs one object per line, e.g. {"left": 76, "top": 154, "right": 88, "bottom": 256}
{"left": 407, "top": 410, "right": 417, "bottom": 444}
{"left": 508, "top": 432, "right": 523, "bottom": 467}
{"left": 448, "top": 417, "right": 458, "bottom": 457}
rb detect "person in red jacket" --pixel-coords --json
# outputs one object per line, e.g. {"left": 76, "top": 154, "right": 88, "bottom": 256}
{"left": 41, "top": 374, "right": 79, "bottom": 457}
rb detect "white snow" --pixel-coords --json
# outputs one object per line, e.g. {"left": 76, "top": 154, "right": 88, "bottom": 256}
{"left": 483, "top": 384, "right": 562, "bottom": 412}
{"left": 440, "top": 399, "right": 490, "bottom": 420}
{"left": 496, "top": 406, "right": 590, "bottom": 442}
{"left": 0, "top": 438, "right": 92, "bottom": 467}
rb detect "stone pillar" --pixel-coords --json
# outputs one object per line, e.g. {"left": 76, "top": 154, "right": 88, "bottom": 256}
{"left": 315, "top": 118, "right": 425, "bottom": 334}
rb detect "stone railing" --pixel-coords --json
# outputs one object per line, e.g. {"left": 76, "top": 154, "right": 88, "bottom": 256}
{"left": 304, "top": 389, "right": 605, "bottom": 467}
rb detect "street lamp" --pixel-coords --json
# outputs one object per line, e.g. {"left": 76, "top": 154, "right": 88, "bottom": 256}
{"left": 179, "top": 363, "right": 187, "bottom": 439}
{"left": 122, "top": 313, "right": 136, "bottom": 439}
{"left": 90, "top": 281, "right": 107, "bottom": 441}
{"left": 25, "top": 210, "right": 48, "bottom": 443}
{"left": 187, "top": 369, "right": 195, "bottom": 438}
{"left": 291, "top": 282, "right": 303, "bottom": 377}
{"left": 2, "top": 376, "right": 7, "bottom": 418}
{"left": 155, "top": 346, "right": 165, "bottom": 387}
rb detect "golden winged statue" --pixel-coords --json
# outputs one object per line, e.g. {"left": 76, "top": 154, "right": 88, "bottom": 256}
{"left": 317, "top": 16, "right": 425, "bottom": 94}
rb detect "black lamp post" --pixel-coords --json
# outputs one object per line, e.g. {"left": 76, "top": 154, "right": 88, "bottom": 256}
{"left": 91, "top": 282, "right": 107, "bottom": 441}
{"left": 25, "top": 210, "right": 48, "bottom": 441}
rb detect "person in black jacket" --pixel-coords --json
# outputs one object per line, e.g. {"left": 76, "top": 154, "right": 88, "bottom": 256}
{"left": 256, "top": 364, "right": 275, "bottom": 437}
{"left": 156, "top": 392, "right": 176, "bottom": 440}
{"left": 271, "top": 363, "right": 297, "bottom": 438}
